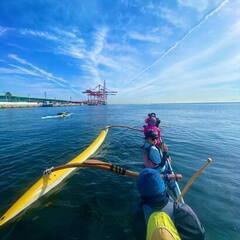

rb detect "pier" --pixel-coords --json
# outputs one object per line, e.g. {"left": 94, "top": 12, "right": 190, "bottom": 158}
{"left": 0, "top": 92, "right": 85, "bottom": 108}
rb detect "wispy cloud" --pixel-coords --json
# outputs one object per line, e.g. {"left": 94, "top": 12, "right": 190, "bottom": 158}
{"left": 177, "top": 0, "right": 210, "bottom": 12}
{"left": 90, "top": 27, "right": 108, "bottom": 61}
{"left": 142, "top": 4, "right": 187, "bottom": 29}
{"left": 8, "top": 54, "right": 67, "bottom": 88}
{"left": 120, "top": 26, "right": 240, "bottom": 100}
{"left": 55, "top": 26, "right": 118, "bottom": 83}
{"left": 125, "top": 0, "right": 230, "bottom": 88}
{"left": 8, "top": 54, "right": 82, "bottom": 95}
{"left": 177, "top": 0, "right": 224, "bottom": 14}
{"left": 0, "top": 66, "right": 27, "bottom": 75}
{"left": 19, "top": 29, "right": 58, "bottom": 40}
{"left": 158, "top": 7, "right": 187, "bottom": 29}
{"left": 0, "top": 25, "right": 8, "bottom": 36}
{"left": 8, "top": 64, "right": 41, "bottom": 77}
{"left": 128, "top": 31, "right": 162, "bottom": 43}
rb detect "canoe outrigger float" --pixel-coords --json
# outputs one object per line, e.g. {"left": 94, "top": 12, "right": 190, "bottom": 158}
{"left": 0, "top": 128, "right": 109, "bottom": 226}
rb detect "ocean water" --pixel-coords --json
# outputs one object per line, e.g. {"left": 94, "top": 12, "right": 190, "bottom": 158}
{"left": 0, "top": 103, "right": 239, "bottom": 240}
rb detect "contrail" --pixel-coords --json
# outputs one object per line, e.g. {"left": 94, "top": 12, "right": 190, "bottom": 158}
{"left": 126, "top": 0, "right": 229, "bottom": 86}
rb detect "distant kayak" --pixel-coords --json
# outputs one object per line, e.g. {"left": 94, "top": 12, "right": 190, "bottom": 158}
{"left": 41, "top": 112, "right": 72, "bottom": 119}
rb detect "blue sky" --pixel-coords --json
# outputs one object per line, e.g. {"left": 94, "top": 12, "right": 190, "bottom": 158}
{"left": 0, "top": 0, "right": 239, "bottom": 103}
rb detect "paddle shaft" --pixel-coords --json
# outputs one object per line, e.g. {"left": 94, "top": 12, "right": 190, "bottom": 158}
{"left": 105, "top": 125, "right": 166, "bottom": 132}
{"left": 105, "top": 125, "right": 143, "bottom": 132}
{"left": 44, "top": 159, "right": 182, "bottom": 181}
{"left": 51, "top": 160, "right": 138, "bottom": 177}
{"left": 166, "top": 157, "right": 184, "bottom": 203}
{"left": 176, "top": 158, "right": 213, "bottom": 202}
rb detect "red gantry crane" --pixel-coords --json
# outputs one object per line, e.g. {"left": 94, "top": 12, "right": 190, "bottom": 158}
{"left": 82, "top": 81, "right": 117, "bottom": 105}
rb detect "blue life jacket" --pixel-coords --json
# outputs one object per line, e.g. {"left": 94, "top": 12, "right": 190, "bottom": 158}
{"left": 142, "top": 143, "right": 168, "bottom": 170}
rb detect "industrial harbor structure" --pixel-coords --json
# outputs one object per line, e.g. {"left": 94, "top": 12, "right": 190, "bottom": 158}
{"left": 0, "top": 81, "right": 117, "bottom": 108}
{"left": 82, "top": 80, "right": 117, "bottom": 105}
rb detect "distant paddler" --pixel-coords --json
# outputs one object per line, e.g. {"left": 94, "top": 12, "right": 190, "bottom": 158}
{"left": 57, "top": 111, "right": 70, "bottom": 117}
{"left": 41, "top": 112, "right": 71, "bottom": 119}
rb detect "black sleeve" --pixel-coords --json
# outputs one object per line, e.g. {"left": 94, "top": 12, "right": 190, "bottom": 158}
{"left": 160, "top": 151, "right": 169, "bottom": 168}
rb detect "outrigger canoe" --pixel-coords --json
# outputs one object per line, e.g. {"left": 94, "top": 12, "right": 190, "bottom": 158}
{"left": 0, "top": 128, "right": 108, "bottom": 226}
{"left": 41, "top": 113, "right": 72, "bottom": 119}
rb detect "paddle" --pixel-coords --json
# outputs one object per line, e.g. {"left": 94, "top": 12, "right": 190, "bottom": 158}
{"left": 104, "top": 124, "right": 167, "bottom": 132}
{"left": 43, "top": 159, "right": 183, "bottom": 181}
{"left": 104, "top": 125, "right": 143, "bottom": 132}
{"left": 176, "top": 158, "right": 213, "bottom": 203}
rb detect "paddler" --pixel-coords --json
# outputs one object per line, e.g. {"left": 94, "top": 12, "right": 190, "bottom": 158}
{"left": 142, "top": 131, "right": 168, "bottom": 172}
{"left": 133, "top": 168, "right": 181, "bottom": 240}
{"left": 144, "top": 115, "right": 162, "bottom": 147}
{"left": 145, "top": 113, "right": 161, "bottom": 128}
{"left": 57, "top": 111, "right": 69, "bottom": 117}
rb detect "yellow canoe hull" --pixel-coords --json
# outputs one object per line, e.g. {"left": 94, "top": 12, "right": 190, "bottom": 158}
{"left": 0, "top": 128, "right": 108, "bottom": 226}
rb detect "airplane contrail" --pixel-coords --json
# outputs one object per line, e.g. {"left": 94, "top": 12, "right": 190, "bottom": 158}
{"left": 126, "top": 0, "right": 229, "bottom": 86}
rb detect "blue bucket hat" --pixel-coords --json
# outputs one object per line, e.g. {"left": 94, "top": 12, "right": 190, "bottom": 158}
{"left": 137, "top": 168, "right": 166, "bottom": 197}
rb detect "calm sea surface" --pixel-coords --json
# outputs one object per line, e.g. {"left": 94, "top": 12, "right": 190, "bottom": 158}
{"left": 0, "top": 103, "right": 239, "bottom": 240}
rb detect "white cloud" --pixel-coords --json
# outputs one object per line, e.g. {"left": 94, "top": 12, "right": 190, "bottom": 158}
{"left": 53, "top": 28, "right": 78, "bottom": 38}
{"left": 158, "top": 7, "right": 187, "bottom": 29}
{"left": 0, "top": 25, "right": 8, "bottom": 36}
{"left": 0, "top": 67, "right": 26, "bottom": 75}
{"left": 97, "top": 55, "right": 120, "bottom": 70}
{"left": 120, "top": 30, "right": 240, "bottom": 100}
{"left": 177, "top": 0, "right": 225, "bottom": 13}
{"left": 124, "top": 0, "right": 230, "bottom": 88}
{"left": 58, "top": 42, "right": 86, "bottom": 60}
{"left": 20, "top": 29, "right": 58, "bottom": 40}
{"left": 142, "top": 4, "right": 187, "bottom": 29}
{"left": 8, "top": 64, "right": 41, "bottom": 77}
{"left": 8, "top": 54, "right": 67, "bottom": 87}
{"left": 55, "top": 26, "right": 116, "bottom": 83}
{"left": 231, "top": 20, "right": 240, "bottom": 36}
{"left": 89, "top": 27, "right": 108, "bottom": 61}
{"left": 177, "top": 0, "right": 209, "bottom": 12}
{"left": 128, "top": 31, "right": 162, "bottom": 43}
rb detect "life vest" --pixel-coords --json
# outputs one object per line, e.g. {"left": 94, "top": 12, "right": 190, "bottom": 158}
{"left": 142, "top": 144, "right": 167, "bottom": 172}
{"left": 145, "top": 116, "right": 161, "bottom": 128}
{"left": 142, "top": 143, "right": 169, "bottom": 172}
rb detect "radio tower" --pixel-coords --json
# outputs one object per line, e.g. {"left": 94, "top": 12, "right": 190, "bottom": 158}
{"left": 82, "top": 80, "right": 117, "bottom": 105}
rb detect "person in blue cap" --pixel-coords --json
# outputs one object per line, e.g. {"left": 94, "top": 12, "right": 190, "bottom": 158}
{"left": 132, "top": 168, "right": 169, "bottom": 239}
{"left": 137, "top": 168, "right": 169, "bottom": 208}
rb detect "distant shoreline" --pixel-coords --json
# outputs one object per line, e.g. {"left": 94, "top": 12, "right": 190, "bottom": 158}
{"left": 0, "top": 102, "right": 82, "bottom": 108}
{"left": 0, "top": 102, "right": 41, "bottom": 108}
{"left": 1, "top": 101, "right": 239, "bottom": 109}
{"left": 110, "top": 101, "right": 240, "bottom": 105}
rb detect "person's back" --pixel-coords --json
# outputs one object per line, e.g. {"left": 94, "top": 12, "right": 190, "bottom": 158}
{"left": 135, "top": 168, "right": 181, "bottom": 240}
